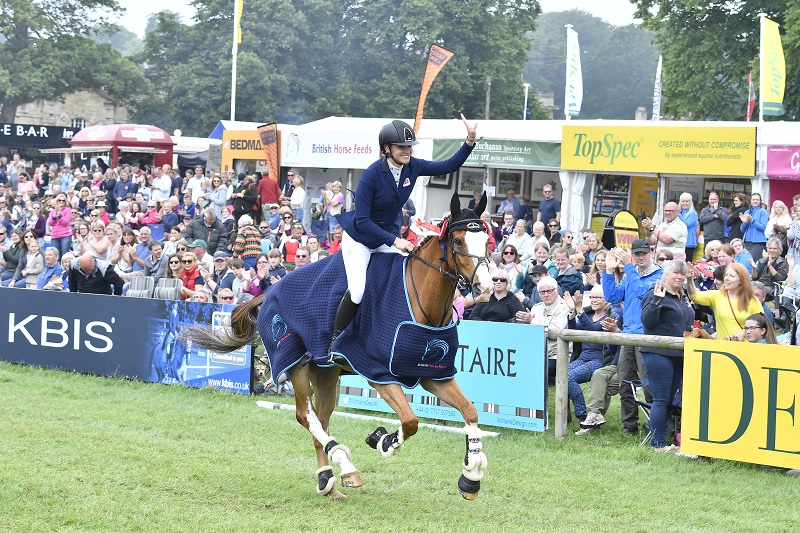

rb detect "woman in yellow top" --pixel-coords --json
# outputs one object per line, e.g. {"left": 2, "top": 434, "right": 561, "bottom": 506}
{"left": 687, "top": 262, "right": 763, "bottom": 341}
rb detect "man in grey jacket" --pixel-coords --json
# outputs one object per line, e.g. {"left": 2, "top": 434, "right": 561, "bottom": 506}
{"left": 698, "top": 192, "right": 729, "bottom": 243}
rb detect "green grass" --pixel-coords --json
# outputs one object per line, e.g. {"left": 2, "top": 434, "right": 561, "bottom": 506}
{"left": 2, "top": 361, "right": 799, "bottom": 532}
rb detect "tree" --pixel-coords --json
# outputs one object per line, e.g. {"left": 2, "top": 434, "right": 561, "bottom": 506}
{"left": 632, "top": 0, "right": 797, "bottom": 120}
{"left": 92, "top": 27, "right": 144, "bottom": 57}
{"left": 0, "top": 0, "right": 150, "bottom": 122}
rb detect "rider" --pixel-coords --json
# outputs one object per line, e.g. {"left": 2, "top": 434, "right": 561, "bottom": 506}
{"left": 331, "top": 115, "right": 478, "bottom": 357}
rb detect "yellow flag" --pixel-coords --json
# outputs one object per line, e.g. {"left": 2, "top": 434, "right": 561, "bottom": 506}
{"left": 413, "top": 45, "right": 455, "bottom": 134}
{"left": 235, "top": 0, "right": 243, "bottom": 44}
{"left": 761, "top": 17, "right": 785, "bottom": 116}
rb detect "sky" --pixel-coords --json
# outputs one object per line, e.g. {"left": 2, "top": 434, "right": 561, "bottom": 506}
{"left": 115, "top": 0, "right": 639, "bottom": 38}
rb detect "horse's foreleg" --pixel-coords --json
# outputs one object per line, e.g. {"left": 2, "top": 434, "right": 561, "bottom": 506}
{"left": 310, "top": 365, "right": 362, "bottom": 489}
{"left": 421, "top": 378, "right": 487, "bottom": 500}
{"left": 288, "top": 364, "right": 348, "bottom": 500}
{"left": 367, "top": 383, "right": 418, "bottom": 457}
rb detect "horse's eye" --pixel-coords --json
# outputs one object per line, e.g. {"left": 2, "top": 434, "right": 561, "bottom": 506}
{"left": 454, "top": 238, "right": 464, "bottom": 247}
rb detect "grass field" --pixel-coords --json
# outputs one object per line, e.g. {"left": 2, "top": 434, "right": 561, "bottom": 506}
{"left": 2, "top": 361, "right": 799, "bottom": 532}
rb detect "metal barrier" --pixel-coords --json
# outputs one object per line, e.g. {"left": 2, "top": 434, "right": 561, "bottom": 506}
{"left": 548, "top": 327, "right": 685, "bottom": 439}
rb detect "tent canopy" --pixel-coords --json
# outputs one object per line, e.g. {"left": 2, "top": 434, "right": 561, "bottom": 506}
{"left": 70, "top": 124, "right": 174, "bottom": 148}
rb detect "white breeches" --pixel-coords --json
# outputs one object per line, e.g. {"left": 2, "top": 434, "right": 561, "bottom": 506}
{"left": 341, "top": 230, "right": 404, "bottom": 304}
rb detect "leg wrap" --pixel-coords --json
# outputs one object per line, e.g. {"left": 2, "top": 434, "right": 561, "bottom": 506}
{"left": 377, "top": 428, "right": 405, "bottom": 457}
{"left": 462, "top": 424, "right": 488, "bottom": 482}
{"left": 325, "top": 442, "right": 353, "bottom": 463}
{"left": 316, "top": 466, "right": 336, "bottom": 496}
{"left": 366, "top": 427, "right": 388, "bottom": 449}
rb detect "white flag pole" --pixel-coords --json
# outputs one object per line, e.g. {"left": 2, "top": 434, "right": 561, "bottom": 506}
{"left": 230, "top": 0, "right": 240, "bottom": 121}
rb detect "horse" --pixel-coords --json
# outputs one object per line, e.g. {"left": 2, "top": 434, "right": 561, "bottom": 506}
{"left": 182, "top": 192, "right": 493, "bottom": 500}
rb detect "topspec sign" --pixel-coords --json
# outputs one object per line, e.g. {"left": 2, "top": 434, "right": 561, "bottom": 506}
{"left": 282, "top": 127, "right": 375, "bottom": 169}
{"left": 562, "top": 125, "right": 756, "bottom": 176}
{"left": 766, "top": 146, "right": 800, "bottom": 180}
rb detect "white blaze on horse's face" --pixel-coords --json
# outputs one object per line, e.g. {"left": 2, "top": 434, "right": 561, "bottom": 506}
{"left": 464, "top": 230, "right": 493, "bottom": 296}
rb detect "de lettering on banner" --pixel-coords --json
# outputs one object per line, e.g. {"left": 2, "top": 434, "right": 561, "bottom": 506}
{"left": 340, "top": 322, "right": 548, "bottom": 432}
{"left": 0, "top": 290, "right": 252, "bottom": 394}
{"left": 681, "top": 339, "right": 800, "bottom": 470}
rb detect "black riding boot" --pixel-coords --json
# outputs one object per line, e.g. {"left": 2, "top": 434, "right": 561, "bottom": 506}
{"left": 328, "top": 290, "right": 359, "bottom": 365}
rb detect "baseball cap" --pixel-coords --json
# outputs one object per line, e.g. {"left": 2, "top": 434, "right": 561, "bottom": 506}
{"left": 531, "top": 264, "right": 548, "bottom": 275}
{"left": 213, "top": 251, "right": 228, "bottom": 260}
{"left": 631, "top": 239, "right": 651, "bottom": 254}
{"left": 188, "top": 239, "right": 207, "bottom": 249}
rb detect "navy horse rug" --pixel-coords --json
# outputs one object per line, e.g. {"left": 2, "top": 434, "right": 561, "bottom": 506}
{"left": 257, "top": 252, "right": 459, "bottom": 388}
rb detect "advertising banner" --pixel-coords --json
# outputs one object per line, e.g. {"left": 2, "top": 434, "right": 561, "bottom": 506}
{"left": 221, "top": 129, "right": 265, "bottom": 172}
{"left": 0, "top": 290, "right": 252, "bottom": 394}
{"left": 256, "top": 122, "right": 280, "bottom": 180}
{"left": 652, "top": 55, "right": 663, "bottom": 121}
{"left": 432, "top": 139, "right": 561, "bottom": 169}
{"left": 0, "top": 123, "right": 79, "bottom": 149}
{"left": 414, "top": 44, "right": 455, "bottom": 134}
{"left": 281, "top": 126, "right": 376, "bottom": 169}
{"left": 562, "top": 125, "right": 756, "bottom": 176}
{"left": 766, "top": 145, "right": 800, "bottom": 180}
{"left": 761, "top": 17, "right": 786, "bottom": 116}
{"left": 681, "top": 339, "right": 800, "bottom": 470}
{"left": 565, "top": 26, "right": 583, "bottom": 118}
{"left": 340, "top": 322, "right": 548, "bottom": 432}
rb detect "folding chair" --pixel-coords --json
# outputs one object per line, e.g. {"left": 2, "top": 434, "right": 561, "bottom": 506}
{"left": 624, "top": 379, "right": 682, "bottom": 447}
{"left": 154, "top": 278, "right": 183, "bottom": 300}
{"left": 125, "top": 276, "right": 155, "bottom": 298}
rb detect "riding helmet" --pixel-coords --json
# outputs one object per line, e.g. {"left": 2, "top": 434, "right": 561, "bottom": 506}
{"left": 378, "top": 120, "right": 419, "bottom": 152}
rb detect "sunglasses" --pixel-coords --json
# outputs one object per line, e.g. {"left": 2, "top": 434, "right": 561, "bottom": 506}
{"left": 57, "top": 199, "right": 66, "bottom": 203}
{"left": 657, "top": 256, "right": 668, "bottom": 262}
{"left": 548, "top": 224, "right": 558, "bottom": 228}
{"left": 283, "top": 215, "right": 293, "bottom": 220}
{"left": 177, "top": 247, "right": 187, "bottom": 252}
{"left": 270, "top": 207, "right": 279, "bottom": 210}
{"left": 169, "top": 260, "right": 180, "bottom": 265}
{"left": 491, "top": 277, "right": 507, "bottom": 282}
{"left": 259, "top": 226, "right": 269, "bottom": 230}
{"left": 182, "top": 259, "right": 195, "bottom": 264}
{"left": 563, "top": 235, "right": 573, "bottom": 239}
{"left": 0, "top": 232, "right": 6, "bottom": 236}
{"left": 503, "top": 251, "right": 516, "bottom": 256}
{"left": 219, "top": 296, "right": 234, "bottom": 301}
{"left": 295, "top": 254, "right": 308, "bottom": 258}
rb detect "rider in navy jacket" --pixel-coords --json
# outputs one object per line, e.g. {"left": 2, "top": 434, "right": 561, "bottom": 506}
{"left": 331, "top": 116, "right": 478, "bottom": 357}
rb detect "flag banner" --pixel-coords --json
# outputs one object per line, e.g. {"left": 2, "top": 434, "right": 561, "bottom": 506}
{"left": 652, "top": 55, "right": 663, "bottom": 121}
{"left": 565, "top": 26, "right": 583, "bottom": 118}
{"left": 413, "top": 44, "right": 455, "bottom": 134}
{"left": 256, "top": 122, "right": 279, "bottom": 180}
{"left": 235, "top": 0, "right": 243, "bottom": 44}
{"left": 746, "top": 70, "right": 756, "bottom": 122}
{"left": 761, "top": 17, "right": 785, "bottom": 116}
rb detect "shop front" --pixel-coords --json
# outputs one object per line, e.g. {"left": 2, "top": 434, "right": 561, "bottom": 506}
{"left": 561, "top": 124, "right": 758, "bottom": 244}
{"left": 0, "top": 122, "right": 80, "bottom": 164}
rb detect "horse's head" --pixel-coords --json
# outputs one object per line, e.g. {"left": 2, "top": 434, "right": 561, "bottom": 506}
{"left": 444, "top": 192, "right": 493, "bottom": 299}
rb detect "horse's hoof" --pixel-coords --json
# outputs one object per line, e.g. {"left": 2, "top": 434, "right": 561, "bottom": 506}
{"left": 340, "top": 471, "right": 363, "bottom": 488}
{"left": 326, "top": 488, "right": 347, "bottom": 501}
{"left": 458, "top": 474, "right": 480, "bottom": 500}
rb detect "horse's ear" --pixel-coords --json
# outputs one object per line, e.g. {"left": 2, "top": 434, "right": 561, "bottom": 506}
{"left": 475, "top": 192, "right": 487, "bottom": 215}
{"left": 450, "top": 191, "right": 461, "bottom": 216}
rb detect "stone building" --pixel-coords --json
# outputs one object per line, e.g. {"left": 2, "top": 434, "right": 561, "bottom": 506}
{"left": 15, "top": 90, "right": 129, "bottom": 129}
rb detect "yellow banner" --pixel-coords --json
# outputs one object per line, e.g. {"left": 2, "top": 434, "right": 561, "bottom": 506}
{"left": 562, "top": 126, "right": 756, "bottom": 176}
{"left": 221, "top": 129, "right": 264, "bottom": 172}
{"left": 629, "top": 175, "right": 659, "bottom": 220}
{"left": 413, "top": 44, "right": 455, "bottom": 134}
{"left": 681, "top": 339, "right": 800, "bottom": 469}
{"left": 761, "top": 17, "right": 785, "bottom": 116}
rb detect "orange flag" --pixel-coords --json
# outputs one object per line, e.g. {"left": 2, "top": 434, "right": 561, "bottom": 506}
{"left": 413, "top": 44, "right": 455, "bottom": 134}
{"left": 256, "top": 123, "right": 279, "bottom": 180}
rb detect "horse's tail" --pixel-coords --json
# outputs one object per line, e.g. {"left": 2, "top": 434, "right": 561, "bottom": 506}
{"left": 181, "top": 294, "right": 265, "bottom": 352}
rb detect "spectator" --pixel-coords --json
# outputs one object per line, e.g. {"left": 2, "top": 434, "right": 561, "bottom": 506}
{"left": 518, "top": 194, "right": 534, "bottom": 228}
{"left": 788, "top": 205, "right": 800, "bottom": 260}
{"left": 188, "top": 239, "right": 213, "bottom": 271}
{"left": 229, "top": 257, "right": 251, "bottom": 302}
{"left": 306, "top": 235, "right": 322, "bottom": 262}
{"left": 751, "top": 281, "right": 775, "bottom": 326}
{"left": 698, "top": 192, "right": 728, "bottom": 244}
{"left": 530, "top": 221, "right": 549, "bottom": 249}
{"left": 289, "top": 174, "right": 306, "bottom": 224}
{"left": 579, "top": 232, "right": 605, "bottom": 270}
{"left": 467, "top": 269, "right": 525, "bottom": 322}
{"left": 209, "top": 174, "right": 228, "bottom": 218}
{"left": 546, "top": 219, "right": 561, "bottom": 248}
{"left": 279, "top": 223, "right": 307, "bottom": 270}
{"left": 111, "top": 228, "right": 139, "bottom": 282}
{"left": 400, "top": 215, "right": 418, "bottom": 248}
{"left": 559, "top": 230, "right": 576, "bottom": 256}
{"left": 565, "top": 286, "right": 619, "bottom": 425}
{"left": 730, "top": 238, "right": 754, "bottom": 274}
{"left": 640, "top": 260, "right": 694, "bottom": 451}
{"left": 95, "top": 201, "right": 110, "bottom": 226}
{"left": 585, "top": 249, "right": 608, "bottom": 290}
{"left": 701, "top": 240, "right": 722, "bottom": 263}
{"left": 68, "top": 253, "right": 124, "bottom": 295}
{"left": 184, "top": 167, "right": 204, "bottom": 204}
{"left": 113, "top": 169, "right": 135, "bottom": 207}
{"left": 643, "top": 201, "right": 687, "bottom": 261}
{"left": 164, "top": 253, "right": 184, "bottom": 280}
{"left": 515, "top": 263, "right": 560, "bottom": 307}
{"left": 467, "top": 190, "right": 483, "bottom": 211}
{"left": 265, "top": 203, "right": 281, "bottom": 231}
{"left": 217, "top": 287, "right": 236, "bottom": 304}
{"left": 160, "top": 199, "right": 179, "bottom": 232}
{"left": 716, "top": 244, "right": 734, "bottom": 269}
{"left": 536, "top": 183, "right": 561, "bottom": 225}
{"left": 19, "top": 239, "right": 43, "bottom": 288}
{"left": 36, "top": 246, "right": 64, "bottom": 290}
{"left": 151, "top": 164, "right": 173, "bottom": 202}
{"left": 42, "top": 251, "right": 72, "bottom": 291}
{"left": 202, "top": 251, "right": 235, "bottom": 299}
{"left": 517, "top": 275, "right": 570, "bottom": 384}
{"left": 258, "top": 171, "right": 281, "bottom": 221}
{"left": 183, "top": 207, "right": 227, "bottom": 255}
{"left": 498, "top": 210, "right": 516, "bottom": 242}
{"left": 293, "top": 246, "right": 312, "bottom": 270}
{"left": 602, "top": 240, "right": 662, "bottom": 435}
{"left": 179, "top": 252, "right": 205, "bottom": 300}
{"left": 501, "top": 220, "right": 531, "bottom": 260}
{"left": 257, "top": 250, "right": 286, "bottom": 294}
{"left": 781, "top": 254, "right": 800, "bottom": 305}
{"left": 220, "top": 205, "right": 235, "bottom": 238}
{"left": 232, "top": 173, "right": 259, "bottom": 223}
{"left": 326, "top": 181, "right": 345, "bottom": 241}
{"left": 130, "top": 225, "right": 152, "bottom": 272}
{"left": 765, "top": 200, "right": 792, "bottom": 256}
{"left": 497, "top": 188, "right": 521, "bottom": 216}
{"left": 679, "top": 192, "right": 699, "bottom": 261}
{"left": 191, "top": 287, "right": 213, "bottom": 303}
{"left": 0, "top": 229, "right": 23, "bottom": 283}
{"left": 749, "top": 237, "right": 788, "bottom": 297}
{"left": 329, "top": 224, "right": 342, "bottom": 254}
{"left": 257, "top": 219, "right": 276, "bottom": 253}
{"left": 177, "top": 193, "right": 196, "bottom": 220}
{"left": 143, "top": 240, "right": 167, "bottom": 284}
{"left": 479, "top": 211, "right": 497, "bottom": 252}
{"left": 48, "top": 194, "right": 73, "bottom": 258}
{"left": 575, "top": 311, "right": 621, "bottom": 435}
{"left": 496, "top": 244, "right": 521, "bottom": 280}
{"left": 233, "top": 214, "right": 261, "bottom": 269}
{"left": 740, "top": 192, "right": 768, "bottom": 259}
{"left": 688, "top": 262, "right": 762, "bottom": 341}
{"left": 552, "top": 247, "right": 583, "bottom": 295}
{"left": 521, "top": 242, "right": 555, "bottom": 276}
{"left": 27, "top": 201, "right": 47, "bottom": 242}
{"left": 742, "top": 312, "right": 778, "bottom": 344}
{"left": 138, "top": 200, "right": 160, "bottom": 226}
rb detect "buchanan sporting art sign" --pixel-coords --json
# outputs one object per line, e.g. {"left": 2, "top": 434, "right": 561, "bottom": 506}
{"left": 561, "top": 125, "right": 756, "bottom": 177}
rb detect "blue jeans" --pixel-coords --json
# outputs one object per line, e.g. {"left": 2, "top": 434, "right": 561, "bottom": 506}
{"left": 568, "top": 359, "right": 603, "bottom": 418}
{"left": 2, "top": 278, "right": 25, "bottom": 288}
{"left": 641, "top": 352, "right": 683, "bottom": 448}
{"left": 51, "top": 236, "right": 72, "bottom": 259}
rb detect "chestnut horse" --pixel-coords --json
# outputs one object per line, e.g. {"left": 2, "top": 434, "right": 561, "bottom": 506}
{"left": 183, "top": 193, "right": 493, "bottom": 500}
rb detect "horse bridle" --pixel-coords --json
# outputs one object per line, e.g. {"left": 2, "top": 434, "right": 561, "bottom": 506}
{"left": 408, "top": 217, "right": 490, "bottom": 326}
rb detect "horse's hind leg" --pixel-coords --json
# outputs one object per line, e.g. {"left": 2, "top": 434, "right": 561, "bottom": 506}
{"left": 310, "top": 365, "right": 362, "bottom": 489}
{"left": 366, "top": 383, "right": 418, "bottom": 457}
{"left": 288, "top": 363, "right": 356, "bottom": 500}
{"left": 421, "top": 378, "right": 487, "bottom": 500}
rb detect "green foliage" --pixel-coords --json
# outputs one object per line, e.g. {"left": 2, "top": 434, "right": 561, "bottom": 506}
{"left": 134, "top": 0, "right": 545, "bottom": 135}
{"left": 633, "top": 0, "right": 797, "bottom": 120}
{"left": 91, "top": 27, "right": 145, "bottom": 57}
{"left": 524, "top": 10, "right": 658, "bottom": 119}
{"left": 2, "top": 361, "right": 800, "bottom": 531}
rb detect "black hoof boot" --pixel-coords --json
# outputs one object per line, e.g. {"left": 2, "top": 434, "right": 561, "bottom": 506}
{"left": 458, "top": 474, "right": 480, "bottom": 500}
{"left": 366, "top": 427, "right": 388, "bottom": 449}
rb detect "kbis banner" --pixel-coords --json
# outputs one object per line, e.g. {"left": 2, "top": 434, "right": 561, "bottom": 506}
{"left": 339, "top": 322, "right": 547, "bottom": 431}
{"left": 561, "top": 125, "right": 756, "bottom": 177}
{"left": 765, "top": 145, "right": 800, "bottom": 180}
{"left": 681, "top": 339, "right": 800, "bottom": 469}
{"left": 0, "top": 290, "right": 252, "bottom": 394}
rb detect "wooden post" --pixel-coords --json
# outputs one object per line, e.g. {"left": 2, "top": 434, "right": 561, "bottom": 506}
{"left": 555, "top": 336, "right": 570, "bottom": 440}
